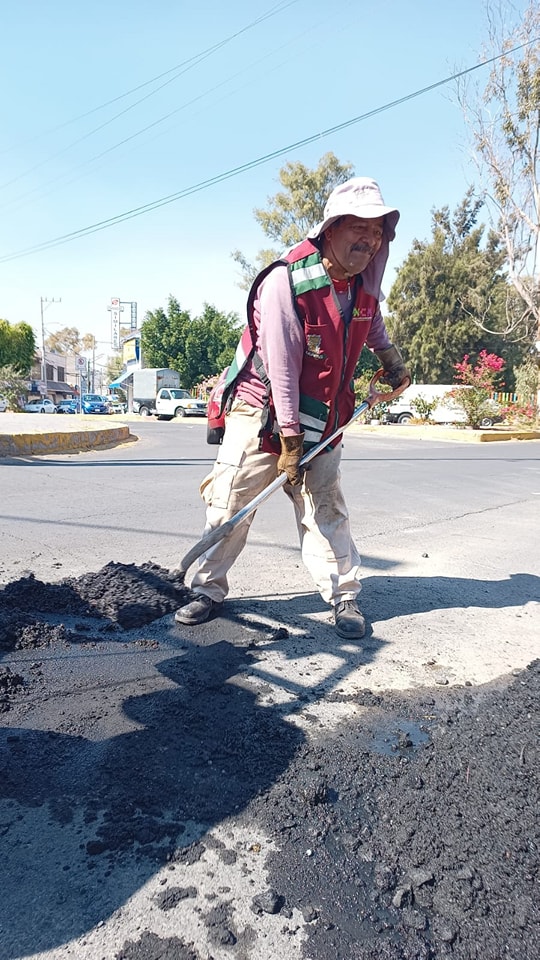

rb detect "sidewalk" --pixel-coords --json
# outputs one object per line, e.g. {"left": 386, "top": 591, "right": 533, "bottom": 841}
{"left": 0, "top": 412, "right": 134, "bottom": 457}
{"left": 361, "top": 421, "right": 540, "bottom": 442}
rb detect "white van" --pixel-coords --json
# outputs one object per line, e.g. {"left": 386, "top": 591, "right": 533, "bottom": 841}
{"left": 383, "top": 384, "right": 501, "bottom": 427}
{"left": 383, "top": 384, "right": 466, "bottom": 425}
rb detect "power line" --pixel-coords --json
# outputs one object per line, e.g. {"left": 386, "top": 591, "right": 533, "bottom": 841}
{"left": 0, "top": 0, "right": 301, "bottom": 189}
{"left": 0, "top": 37, "right": 536, "bottom": 265}
{"left": 0, "top": 5, "right": 330, "bottom": 215}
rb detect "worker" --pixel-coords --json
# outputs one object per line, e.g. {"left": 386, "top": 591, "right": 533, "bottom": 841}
{"left": 175, "top": 177, "right": 410, "bottom": 638}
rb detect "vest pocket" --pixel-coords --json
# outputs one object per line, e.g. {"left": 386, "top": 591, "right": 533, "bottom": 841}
{"left": 299, "top": 394, "right": 329, "bottom": 449}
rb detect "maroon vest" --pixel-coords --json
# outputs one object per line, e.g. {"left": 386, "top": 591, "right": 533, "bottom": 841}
{"left": 209, "top": 240, "right": 380, "bottom": 450}
{"left": 282, "top": 239, "right": 378, "bottom": 446}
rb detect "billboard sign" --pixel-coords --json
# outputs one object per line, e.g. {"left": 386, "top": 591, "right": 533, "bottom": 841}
{"left": 108, "top": 297, "right": 123, "bottom": 350}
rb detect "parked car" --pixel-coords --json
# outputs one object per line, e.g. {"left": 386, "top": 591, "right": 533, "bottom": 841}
{"left": 81, "top": 394, "right": 110, "bottom": 415}
{"left": 23, "top": 398, "right": 57, "bottom": 414}
{"left": 55, "top": 400, "right": 79, "bottom": 414}
{"left": 0, "top": 395, "right": 8, "bottom": 413}
{"left": 105, "top": 397, "right": 127, "bottom": 414}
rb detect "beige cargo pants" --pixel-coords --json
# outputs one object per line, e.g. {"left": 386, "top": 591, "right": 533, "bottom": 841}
{"left": 190, "top": 399, "right": 362, "bottom": 605}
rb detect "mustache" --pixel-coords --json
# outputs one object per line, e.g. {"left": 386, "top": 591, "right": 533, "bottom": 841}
{"left": 351, "top": 242, "right": 373, "bottom": 254}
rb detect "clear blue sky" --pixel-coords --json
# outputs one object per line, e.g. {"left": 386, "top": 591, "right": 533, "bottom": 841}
{"left": 0, "top": 0, "right": 525, "bottom": 361}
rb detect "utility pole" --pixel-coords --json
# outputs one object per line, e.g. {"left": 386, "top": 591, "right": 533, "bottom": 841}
{"left": 40, "top": 296, "right": 61, "bottom": 394}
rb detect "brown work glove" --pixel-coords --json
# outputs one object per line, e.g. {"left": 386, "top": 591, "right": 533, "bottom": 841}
{"left": 375, "top": 344, "right": 411, "bottom": 390}
{"left": 277, "top": 433, "right": 305, "bottom": 486}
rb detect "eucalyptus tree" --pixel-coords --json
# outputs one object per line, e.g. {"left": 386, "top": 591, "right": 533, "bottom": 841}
{"left": 456, "top": 0, "right": 539, "bottom": 351}
{"left": 385, "top": 191, "right": 527, "bottom": 384}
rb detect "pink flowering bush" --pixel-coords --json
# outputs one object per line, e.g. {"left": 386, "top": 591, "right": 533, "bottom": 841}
{"left": 453, "top": 351, "right": 505, "bottom": 388}
{"left": 450, "top": 351, "right": 505, "bottom": 429}
{"left": 499, "top": 402, "right": 537, "bottom": 427}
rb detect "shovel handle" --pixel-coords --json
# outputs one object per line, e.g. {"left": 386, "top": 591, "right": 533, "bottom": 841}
{"left": 299, "top": 368, "right": 408, "bottom": 470}
{"left": 176, "top": 370, "right": 409, "bottom": 578}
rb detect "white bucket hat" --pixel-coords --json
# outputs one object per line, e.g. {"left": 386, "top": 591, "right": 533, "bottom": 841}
{"left": 308, "top": 177, "right": 400, "bottom": 241}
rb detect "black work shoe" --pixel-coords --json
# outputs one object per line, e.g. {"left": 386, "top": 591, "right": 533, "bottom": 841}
{"left": 334, "top": 599, "right": 366, "bottom": 639}
{"left": 174, "top": 595, "right": 222, "bottom": 625}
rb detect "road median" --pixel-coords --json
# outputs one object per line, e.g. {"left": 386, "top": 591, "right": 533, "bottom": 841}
{"left": 359, "top": 422, "right": 540, "bottom": 442}
{"left": 0, "top": 414, "right": 134, "bottom": 457}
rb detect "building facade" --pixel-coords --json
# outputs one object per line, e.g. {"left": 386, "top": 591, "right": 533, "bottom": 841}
{"left": 28, "top": 349, "right": 87, "bottom": 405}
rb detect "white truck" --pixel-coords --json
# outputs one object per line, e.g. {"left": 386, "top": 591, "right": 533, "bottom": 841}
{"left": 132, "top": 368, "right": 207, "bottom": 419}
{"left": 132, "top": 368, "right": 180, "bottom": 417}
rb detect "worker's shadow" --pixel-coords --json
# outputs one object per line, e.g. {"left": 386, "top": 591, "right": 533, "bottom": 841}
{"left": 360, "top": 570, "right": 540, "bottom": 622}
{"left": 243, "top": 570, "right": 540, "bottom": 634}
{"left": 2, "top": 569, "right": 537, "bottom": 956}
{"left": 219, "top": 569, "right": 539, "bottom": 709}
{"left": 0, "top": 641, "right": 305, "bottom": 958}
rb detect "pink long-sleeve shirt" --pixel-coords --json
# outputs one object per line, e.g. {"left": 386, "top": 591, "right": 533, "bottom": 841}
{"left": 234, "top": 261, "right": 392, "bottom": 435}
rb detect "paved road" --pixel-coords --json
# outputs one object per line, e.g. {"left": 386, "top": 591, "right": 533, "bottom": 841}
{"left": 1, "top": 416, "right": 539, "bottom": 586}
{"left": 1, "top": 416, "right": 539, "bottom": 685}
{"left": 1, "top": 419, "right": 539, "bottom": 959}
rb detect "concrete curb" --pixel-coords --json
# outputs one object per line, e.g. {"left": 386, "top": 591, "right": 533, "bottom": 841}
{"left": 0, "top": 423, "right": 133, "bottom": 457}
{"left": 359, "top": 423, "right": 540, "bottom": 442}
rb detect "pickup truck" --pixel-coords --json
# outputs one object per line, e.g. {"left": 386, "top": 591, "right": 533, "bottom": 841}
{"left": 153, "top": 388, "right": 208, "bottom": 420}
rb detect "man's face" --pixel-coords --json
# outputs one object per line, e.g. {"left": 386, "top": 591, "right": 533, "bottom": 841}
{"left": 323, "top": 215, "right": 385, "bottom": 276}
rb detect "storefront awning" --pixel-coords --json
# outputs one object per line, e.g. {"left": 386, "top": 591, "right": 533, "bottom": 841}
{"left": 47, "top": 380, "right": 76, "bottom": 395}
{"left": 109, "top": 369, "right": 133, "bottom": 388}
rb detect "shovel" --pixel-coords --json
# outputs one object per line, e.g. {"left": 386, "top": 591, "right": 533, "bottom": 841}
{"left": 175, "top": 369, "right": 409, "bottom": 582}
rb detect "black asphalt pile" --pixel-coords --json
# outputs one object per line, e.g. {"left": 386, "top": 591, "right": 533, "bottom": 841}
{"left": 72, "top": 561, "right": 188, "bottom": 627}
{"left": 0, "top": 564, "right": 538, "bottom": 959}
{"left": 0, "top": 562, "right": 190, "bottom": 650}
{"left": 251, "top": 662, "right": 540, "bottom": 959}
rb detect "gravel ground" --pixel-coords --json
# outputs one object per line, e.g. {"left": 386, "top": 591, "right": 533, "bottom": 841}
{"left": 0, "top": 562, "right": 538, "bottom": 960}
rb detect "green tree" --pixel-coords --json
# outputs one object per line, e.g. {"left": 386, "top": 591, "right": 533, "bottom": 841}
{"left": 141, "top": 297, "right": 241, "bottom": 389}
{"left": 410, "top": 395, "right": 440, "bottom": 422}
{"left": 0, "top": 364, "right": 31, "bottom": 410}
{"left": 230, "top": 248, "right": 279, "bottom": 292}
{"left": 353, "top": 365, "right": 394, "bottom": 422}
{"left": 182, "top": 305, "right": 241, "bottom": 387}
{"left": 231, "top": 152, "right": 355, "bottom": 289}
{"left": 385, "top": 191, "right": 527, "bottom": 383}
{"left": 514, "top": 357, "right": 539, "bottom": 406}
{"left": 141, "top": 297, "right": 192, "bottom": 371}
{"left": 105, "top": 354, "right": 125, "bottom": 386}
{"left": 355, "top": 345, "right": 380, "bottom": 379}
{"left": 0, "top": 319, "right": 36, "bottom": 374}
